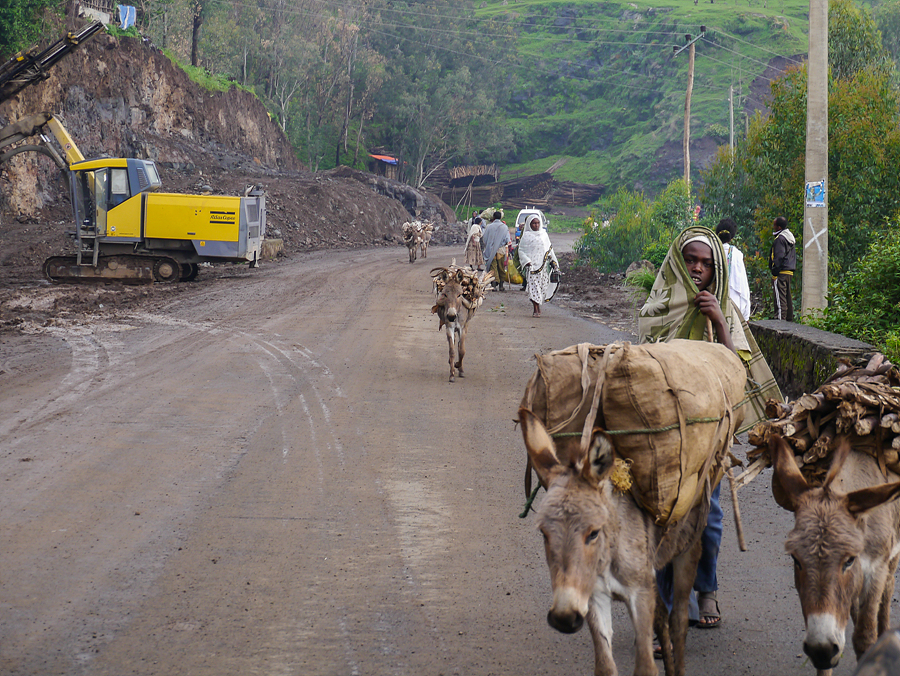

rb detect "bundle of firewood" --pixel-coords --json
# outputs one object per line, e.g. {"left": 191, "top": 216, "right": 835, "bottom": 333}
{"left": 430, "top": 264, "right": 494, "bottom": 307}
{"left": 739, "top": 354, "right": 900, "bottom": 486}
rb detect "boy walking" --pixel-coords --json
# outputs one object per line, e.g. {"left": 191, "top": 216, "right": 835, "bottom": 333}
{"left": 769, "top": 216, "right": 796, "bottom": 321}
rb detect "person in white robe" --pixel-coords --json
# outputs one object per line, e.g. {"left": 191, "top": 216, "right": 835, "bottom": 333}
{"left": 516, "top": 216, "right": 558, "bottom": 317}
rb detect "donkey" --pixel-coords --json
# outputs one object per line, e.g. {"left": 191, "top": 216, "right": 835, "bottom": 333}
{"left": 406, "top": 231, "right": 422, "bottom": 263}
{"left": 770, "top": 434, "right": 900, "bottom": 675}
{"left": 521, "top": 407, "right": 707, "bottom": 676}
{"left": 419, "top": 226, "right": 432, "bottom": 259}
{"left": 431, "top": 268, "right": 473, "bottom": 382}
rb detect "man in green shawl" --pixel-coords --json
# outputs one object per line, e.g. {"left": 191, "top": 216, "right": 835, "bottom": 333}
{"left": 639, "top": 225, "right": 782, "bottom": 631}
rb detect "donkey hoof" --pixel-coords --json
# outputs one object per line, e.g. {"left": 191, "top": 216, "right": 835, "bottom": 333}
{"left": 449, "top": 374, "right": 456, "bottom": 383}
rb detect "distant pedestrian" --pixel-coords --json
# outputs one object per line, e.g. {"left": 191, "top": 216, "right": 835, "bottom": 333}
{"left": 465, "top": 217, "right": 484, "bottom": 270}
{"left": 517, "top": 216, "right": 559, "bottom": 318}
{"left": 715, "top": 218, "right": 751, "bottom": 321}
{"left": 481, "top": 211, "right": 511, "bottom": 291}
{"left": 769, "top": 216, "right": 796, "bottom": 321}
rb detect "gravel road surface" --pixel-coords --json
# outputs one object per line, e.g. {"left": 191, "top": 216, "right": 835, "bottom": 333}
{"left": 0, "top": 243, "right": 878, "bottom": 676}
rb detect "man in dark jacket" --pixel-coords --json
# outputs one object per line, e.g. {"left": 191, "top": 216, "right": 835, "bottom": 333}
{"left": 769, "top": 216, "right": 796, "bottom": 321}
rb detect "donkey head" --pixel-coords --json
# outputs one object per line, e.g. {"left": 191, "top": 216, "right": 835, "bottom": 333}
{"left": 431, "top": 269, "right": 466, "bottom": 326}
{"left": 520, "top": 407, "right": 617, "bottom": 635}
{"left": 770, "top": 434, "right": 900, "bottom": 671}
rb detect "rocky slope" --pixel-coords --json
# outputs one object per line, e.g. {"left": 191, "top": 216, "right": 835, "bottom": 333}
{"left": 0, "top": 28, "right": 459, "bottom": 288}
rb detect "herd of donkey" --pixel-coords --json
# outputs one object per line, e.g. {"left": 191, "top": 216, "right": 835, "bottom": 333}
{"left": 424, "top": 241, "right": 900, "bottom": 675}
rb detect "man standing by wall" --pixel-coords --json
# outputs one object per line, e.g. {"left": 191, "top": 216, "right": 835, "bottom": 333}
{"left": 769, "top": 216, "right": 796, "bottom": 321}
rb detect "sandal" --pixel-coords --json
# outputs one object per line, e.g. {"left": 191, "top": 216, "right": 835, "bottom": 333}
{"left": 696, "top": 591, "right": 721, "bottom": 628}
{"left": 653, "top": 636, "right": 671, "bottom": 660}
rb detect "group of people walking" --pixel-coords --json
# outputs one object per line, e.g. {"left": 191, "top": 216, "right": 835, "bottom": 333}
{"left": 464, "top": 210, "right": 559, "bottom": 318}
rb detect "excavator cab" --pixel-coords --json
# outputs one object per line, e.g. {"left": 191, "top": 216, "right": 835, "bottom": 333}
{"left": 67, "top": 157, "right": 163, "bottom": 270}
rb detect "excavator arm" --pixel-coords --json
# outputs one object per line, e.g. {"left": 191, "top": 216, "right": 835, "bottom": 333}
{"left": 0, "top": 21, "right": 103, "bottom": 103}
{"left": 0, "top": 112, "right": 85, "bottom": 169}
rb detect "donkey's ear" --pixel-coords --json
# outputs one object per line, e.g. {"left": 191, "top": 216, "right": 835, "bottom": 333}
{"left": 519, "top": 407, "right": 561, "bottom": 486}
{"left": 847, "top": 481, "right": 900, "bottom": 518}
{"left": 770, "top": 433, "right": 809, "bottom": 512}
{"left": 455, "top": 269, "right": 465, "bottom": 283}
{"left": 824, "top": 435, "right": 852, "bottom": 489}
{"left": 584, "top": 428, "right": 616, "bottom": 486}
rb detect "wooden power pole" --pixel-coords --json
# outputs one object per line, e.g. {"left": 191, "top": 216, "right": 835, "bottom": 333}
{"left": 674, "top": 28, "right": 706, "bottom": 186}
{"left": 803, "top": 0, "right": 828, "bottom": 314}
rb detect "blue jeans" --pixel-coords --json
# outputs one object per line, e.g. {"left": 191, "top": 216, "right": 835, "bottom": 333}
{"left": 656, "top": 483, "right": 723, "bottom": 612}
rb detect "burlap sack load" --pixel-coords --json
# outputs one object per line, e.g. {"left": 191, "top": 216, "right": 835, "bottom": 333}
{"left": 521, "top": 340, "right": 746, "bottom": 526}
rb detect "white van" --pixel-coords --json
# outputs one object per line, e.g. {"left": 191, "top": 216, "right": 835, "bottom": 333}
{"left": 514, "top": 207, "right": 548, "bottom": 241}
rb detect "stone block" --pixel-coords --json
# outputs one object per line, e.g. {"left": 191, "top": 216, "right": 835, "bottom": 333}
{"left": 260, "top": 238, "right": 283, "bottom": 260}
{"left": 749, "top": 319, "right": 875, "bottom": 399}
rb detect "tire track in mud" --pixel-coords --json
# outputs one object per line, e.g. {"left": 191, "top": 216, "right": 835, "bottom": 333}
{"left": 0, "top": 324, "right": 132, "bottom": 451}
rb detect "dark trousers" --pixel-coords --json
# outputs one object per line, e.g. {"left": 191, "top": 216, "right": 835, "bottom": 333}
{"left": 656, "top": 483, "right": 723, "bottom": 613}
{"left": 773, "top": 274, "right": 793, "bottom": 322}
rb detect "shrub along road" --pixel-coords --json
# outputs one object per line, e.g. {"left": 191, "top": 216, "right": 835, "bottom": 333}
{"left": 0, "top": 243, "right": 854, "bottom": 675}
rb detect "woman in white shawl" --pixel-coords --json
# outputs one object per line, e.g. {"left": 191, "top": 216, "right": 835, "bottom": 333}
{"left": 517, "top": 216, "right": 558, "bottom": 317}
{"left": 464, "top": 217, "right": 483, "bottom": 270}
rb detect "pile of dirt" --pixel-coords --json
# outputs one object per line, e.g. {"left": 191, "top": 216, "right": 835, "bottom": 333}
{"left": 553, "top": 252, "right": 640, "bottom": 336}
{"left": 0, "top": 28, "right": 627, "bottom": 335}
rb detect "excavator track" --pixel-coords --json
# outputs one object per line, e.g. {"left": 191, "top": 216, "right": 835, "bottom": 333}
{"left": 43, "top": 255, "right": 183, "bottom": 284}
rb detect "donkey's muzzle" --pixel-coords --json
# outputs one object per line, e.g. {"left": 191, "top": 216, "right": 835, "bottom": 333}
{"left": 804, "top": 640, "right": 840, "bottom": 670}
{"left": 548, "top": 609, "right": 584, "bottom": 634}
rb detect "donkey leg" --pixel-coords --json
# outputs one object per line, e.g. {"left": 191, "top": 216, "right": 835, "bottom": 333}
{"left": 587, "top": 593, "right": 618, "bottom": 676}
{"left": 446, "top": 329, "right": 456, "bottom": 382}
{"left": 455, "top": 326, "right": 466, "bottom": 377}
{"left": 877, "top": 555, "right": 900, "bottom": 636}
{"left": 852, "top": 569, "right": 889, "bottom": 658}
{"left": 628, "top": 587, "right": 658, "bottom": 676}
{"left": 670, "top": 540, "right": 702, "bottom": 676}
{"left": 653, "top": 598, "right": 673, "bottom": 676}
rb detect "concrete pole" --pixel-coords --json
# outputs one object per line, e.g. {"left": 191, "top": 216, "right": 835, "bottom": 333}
{"left": 803, "top": 0, "right": 828, "bottom": 314}
{"left": 683, "top": 40, "right": 695, "bottom": 185}
{"left": 729, "top": 84, "right": 734, "bottom": 149}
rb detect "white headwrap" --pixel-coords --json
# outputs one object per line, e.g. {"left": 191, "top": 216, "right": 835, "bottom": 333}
{"left": 517, "top": 219, "right": 551, "bottom": 270}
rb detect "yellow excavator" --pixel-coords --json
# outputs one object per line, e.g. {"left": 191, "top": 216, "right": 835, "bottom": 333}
{"left": 0, "top": 22, "right": 266, "bottom": 283}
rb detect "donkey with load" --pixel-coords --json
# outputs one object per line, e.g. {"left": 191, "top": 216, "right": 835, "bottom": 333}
{"left": 430, "top": 264, "right": 492, "bottom": 382}
{"left": 519, "top": 340, "right": 747, "bottom": 676}
{"left": 741, "top": 354, "right": 900, "bottom": 676}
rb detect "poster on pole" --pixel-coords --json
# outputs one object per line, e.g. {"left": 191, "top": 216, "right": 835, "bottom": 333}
{"left": 806, "top": 180, "right": 826, "bottom": 208}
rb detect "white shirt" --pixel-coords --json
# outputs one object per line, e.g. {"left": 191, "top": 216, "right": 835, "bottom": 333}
{"left": 724, "top": 243, "right": 751, "bottom": 321}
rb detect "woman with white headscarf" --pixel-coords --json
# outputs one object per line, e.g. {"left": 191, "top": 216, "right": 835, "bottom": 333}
{"left": 517, "top": 215, "right": 558, "bottom": 317}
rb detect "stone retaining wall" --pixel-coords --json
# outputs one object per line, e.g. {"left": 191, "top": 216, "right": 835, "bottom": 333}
{"left": 749, "top": 319, "right": 875, "bottom": 399}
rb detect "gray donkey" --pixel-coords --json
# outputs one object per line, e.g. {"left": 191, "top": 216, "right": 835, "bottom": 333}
{"left": 771, "top": 434, "right": 900, "bottom": 675}
{"left": 520, "top": 407, "right": 707, "bottom": 676}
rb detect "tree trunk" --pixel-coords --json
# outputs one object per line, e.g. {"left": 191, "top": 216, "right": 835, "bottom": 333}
{"left": 191, "top": 0, "right": 203, "bottom": 68}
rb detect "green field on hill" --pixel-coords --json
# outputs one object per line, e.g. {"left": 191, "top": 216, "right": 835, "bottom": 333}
{"left": 473, "top": 0, "right": 810, "bottom": 194}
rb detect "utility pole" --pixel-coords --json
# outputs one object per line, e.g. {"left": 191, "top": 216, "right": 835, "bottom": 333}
{"left": 729, "top": 84, "right": 734, "bottom": 148}
{"left": 803, "top": 0, "right": 828, "bottom": 314}
{"left": 674, "top": 28, "right": 706, "bottom": 186}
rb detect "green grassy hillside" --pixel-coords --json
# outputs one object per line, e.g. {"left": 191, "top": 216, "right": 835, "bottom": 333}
{"left": 474, "top": 0, "right": 809, "bottom": 195}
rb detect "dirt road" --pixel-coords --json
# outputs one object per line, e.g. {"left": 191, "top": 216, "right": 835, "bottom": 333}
{"left": 0, "top": 244, "right": 848, "bottom": 675}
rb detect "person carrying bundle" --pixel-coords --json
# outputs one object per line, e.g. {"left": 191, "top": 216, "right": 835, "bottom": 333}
{"left": 481, "top": 211, "right": 511, "bottom": 291}
{"left": 639, "top": 225, "right": 782, "bottom": 631}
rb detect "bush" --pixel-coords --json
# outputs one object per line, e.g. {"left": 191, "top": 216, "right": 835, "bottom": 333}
{"left": 574, "top": 179, "right": 692, "bottom": 274}
{"left": 809, "top": 221, "right": 900, "bottom": 356}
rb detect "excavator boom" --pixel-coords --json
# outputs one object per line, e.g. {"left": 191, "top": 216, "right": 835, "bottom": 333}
{"left": 0, "top": 21, "right": 103, "bottom": 104}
